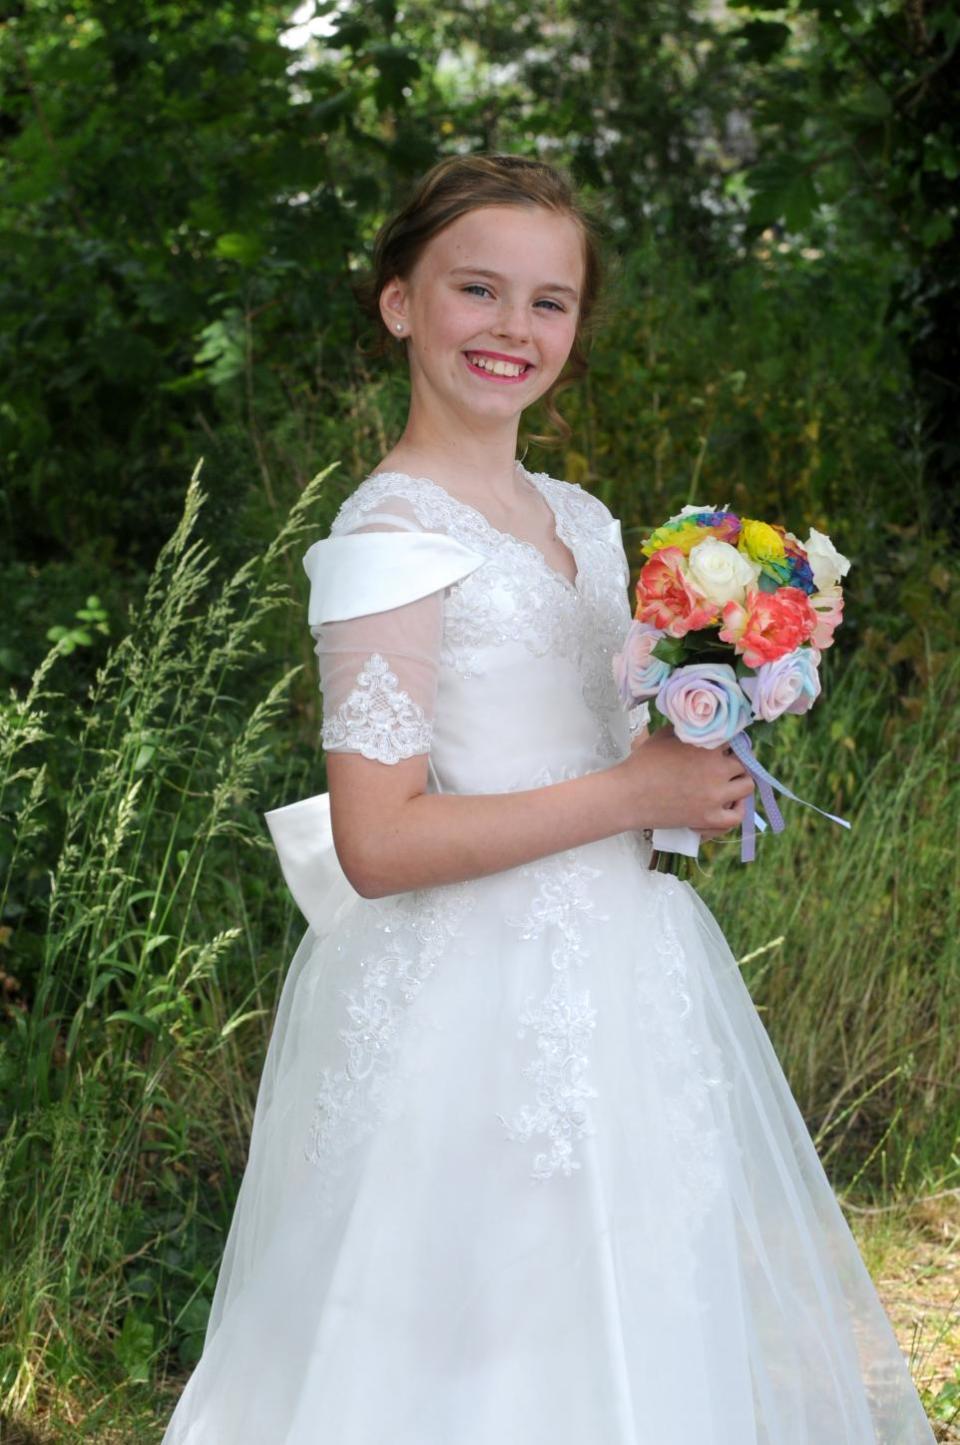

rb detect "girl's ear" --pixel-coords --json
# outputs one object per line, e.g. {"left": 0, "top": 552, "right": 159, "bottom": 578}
{"left": 379, "top": 277, "right": 410, "bottom": 338}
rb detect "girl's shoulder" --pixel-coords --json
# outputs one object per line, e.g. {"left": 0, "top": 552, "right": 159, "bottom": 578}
{"left": 521, "top": 465, "right": 619, "bottom": 536}
{"left": 329, "top": 471, "right": 434, "bottom": 538}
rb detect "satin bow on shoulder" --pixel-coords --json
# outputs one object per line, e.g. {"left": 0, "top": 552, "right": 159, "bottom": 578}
{"left": 264, "top": 530, "right": 486, "bottom": 936}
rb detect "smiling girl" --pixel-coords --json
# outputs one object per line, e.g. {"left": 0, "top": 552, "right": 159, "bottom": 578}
{"left": 162, "top": 154, "right": 935, "bottom": 1445}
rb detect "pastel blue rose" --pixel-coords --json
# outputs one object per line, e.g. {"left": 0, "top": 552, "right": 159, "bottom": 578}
{"left": 740, "top": 646, "right": 822, "bottom": 722}
{"left": 655, "top": 662, "right": 752, "bottom": 748}
{"left": 612, "top": 620, "right": 673, "bottom": 704}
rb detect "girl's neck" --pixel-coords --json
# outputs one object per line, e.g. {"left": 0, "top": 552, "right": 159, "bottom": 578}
{"left": 378, "top": 417, "right": 528, "bottom": 511}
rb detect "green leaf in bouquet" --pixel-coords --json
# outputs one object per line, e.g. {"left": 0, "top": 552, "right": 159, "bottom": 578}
{"left": 652, "top": 637, "right": 688, "bottom": 666}
{"left": 681, "top": 626, "right": 729, "bottom": 654}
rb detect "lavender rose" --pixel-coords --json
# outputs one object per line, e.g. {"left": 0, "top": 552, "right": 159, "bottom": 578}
{"left": 612, "top": 620, "right": 673, "bottom": 704}
{"left": 654, "top": 663, "right": 752, "bottom": 748}
{"left": 740, "top": 646, "right": 822, "bottom": 722}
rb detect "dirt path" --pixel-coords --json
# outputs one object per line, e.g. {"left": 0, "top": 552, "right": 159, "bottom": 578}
{"left": 850, "top": 1192, "right": 960, "bottom": 1438}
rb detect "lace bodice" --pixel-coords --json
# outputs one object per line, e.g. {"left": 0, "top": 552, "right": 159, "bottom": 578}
{"left": 314, "top": 465, "right": 648, "bottom": 787}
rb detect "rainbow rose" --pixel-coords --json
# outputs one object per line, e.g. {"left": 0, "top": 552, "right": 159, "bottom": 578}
{"left": 641, "top": 507, "right": 741, "bottom": 559}
{"left": 737, "top": 518, "right": 795, "bottom": 587}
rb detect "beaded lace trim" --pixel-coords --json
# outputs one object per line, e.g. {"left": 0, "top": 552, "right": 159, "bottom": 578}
{"left": 321, "top": 652, "right": 432, "bottom": 764}
{"left": 498, "top": 845, "right": 608, "bottom": 1179}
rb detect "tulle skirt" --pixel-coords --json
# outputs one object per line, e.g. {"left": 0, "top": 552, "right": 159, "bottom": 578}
{"left": 162, "top": 830, "right": 934, "bottom": 1444}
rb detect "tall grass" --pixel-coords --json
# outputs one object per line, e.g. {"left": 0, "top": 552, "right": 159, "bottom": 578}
{"left": 0, "top": 461, "right": 336, "bottom": 1420}
{"left": 696, "top": 647, "right": 960, "bottom": 1198}
{"left": 1, "top": 450, "right": 957, "bottom": 1433}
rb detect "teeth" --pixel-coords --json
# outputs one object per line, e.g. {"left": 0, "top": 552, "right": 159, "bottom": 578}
{"left": 468, "top": 354, "right": 526, "bottom": 377}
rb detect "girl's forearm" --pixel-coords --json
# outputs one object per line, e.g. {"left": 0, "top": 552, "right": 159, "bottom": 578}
{"left": 339, "top": 764, "right": 633, "bottom": 898}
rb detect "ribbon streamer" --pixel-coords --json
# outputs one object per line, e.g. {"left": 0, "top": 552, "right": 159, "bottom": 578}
{"left": 729, "top": 730, "right": 852, "bottom": 864}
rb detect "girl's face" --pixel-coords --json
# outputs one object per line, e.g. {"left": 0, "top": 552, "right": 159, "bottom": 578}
{"left": 380, "top": 204, "right": 584, "bottom": 426}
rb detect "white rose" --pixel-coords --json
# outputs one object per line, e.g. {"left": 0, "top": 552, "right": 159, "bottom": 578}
{"left": 666, "top": 501, "right": 732, "bottom": 524}
{"left": 687, "top": 536, "right": 760, "bottom": 607}
{"left": 804, "top": 527, "right": 851, "bottom": 592}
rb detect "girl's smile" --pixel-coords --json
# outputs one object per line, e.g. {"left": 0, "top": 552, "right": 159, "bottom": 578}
{"left": 463, "top": 348, "right": 536, "bottom": 383}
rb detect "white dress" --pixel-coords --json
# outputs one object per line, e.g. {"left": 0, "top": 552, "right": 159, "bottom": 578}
{"left": 162, "top": 465, "right": 934, "bottom": 1445}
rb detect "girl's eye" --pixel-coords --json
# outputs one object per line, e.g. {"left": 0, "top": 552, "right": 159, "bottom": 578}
{"left": 460, "top": 285, "right": 565, "bottom": 313}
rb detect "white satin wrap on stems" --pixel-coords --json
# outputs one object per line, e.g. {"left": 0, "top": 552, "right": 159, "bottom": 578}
{"left": 651, "top": 825, "right": 703, "bottom": 858}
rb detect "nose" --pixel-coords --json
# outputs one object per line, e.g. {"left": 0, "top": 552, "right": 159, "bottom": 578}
{"left": 493, "top": 299, "right": 530, "bottom": 342}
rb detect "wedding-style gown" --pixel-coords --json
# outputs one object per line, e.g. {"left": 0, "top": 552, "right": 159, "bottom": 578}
{"left": 162, "top": 465, "right": 935, "bottom": 1444}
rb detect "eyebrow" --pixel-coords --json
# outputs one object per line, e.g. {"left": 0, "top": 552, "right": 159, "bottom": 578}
{"left": 448, "top": 266, "right": 580, "bottom": 299}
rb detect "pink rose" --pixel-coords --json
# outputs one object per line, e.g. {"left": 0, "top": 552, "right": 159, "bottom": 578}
{"left": 740, "top": 646, "right": 822, "bottom": 722}
{"left": 635, "top": 546, "right": 720, "bottom": 639}
{"left": 719, "top": 586, "right": 817, "bottom": 668}
{"left": 808, "top": 588, "right": 844, "bottom": 650}
{"left": 612, "top": 621, "right": 673, "bottom": 703}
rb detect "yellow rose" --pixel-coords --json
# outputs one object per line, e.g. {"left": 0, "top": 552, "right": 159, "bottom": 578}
{"left": 738, "top": 518, "right": 785, "bottom": 566}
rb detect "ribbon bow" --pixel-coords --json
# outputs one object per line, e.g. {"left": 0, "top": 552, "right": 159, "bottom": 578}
{"left": 729, "top": 730, "right": 851, "bottom": 863}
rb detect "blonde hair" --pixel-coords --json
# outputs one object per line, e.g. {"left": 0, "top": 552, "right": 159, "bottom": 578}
{"left": 353, "top": 153, "right": 606, "bottom": 445}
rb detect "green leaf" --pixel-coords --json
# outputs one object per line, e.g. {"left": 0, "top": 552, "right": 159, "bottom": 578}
{"left": 214, "top": 233, "right": 264, "bottom": 266}
{"left": 142, "top": 934, "right": 174, "bottom": 956}
{"left": 782, "top": 172, "right": 819, "bottom": 232}
{"left": 843, "top": 84, "right": 893, "bottom": 121}
{"left": 116, "top": 1310, "right": 155, "bottom": 1383}
{"left": 105, "top": 1010, "right": 162, "bottom": 1037}
{"left": 652, "top": 637, "right": 687, "bottom": 666}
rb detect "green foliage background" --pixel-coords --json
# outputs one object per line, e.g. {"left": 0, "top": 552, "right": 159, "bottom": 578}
{"left": 1, "top": 0, "right": 958, "bottom": 1436}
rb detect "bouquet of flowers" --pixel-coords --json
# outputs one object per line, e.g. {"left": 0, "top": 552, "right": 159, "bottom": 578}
{"left": 613, "top": 503, "right": 852, "bottom": 863}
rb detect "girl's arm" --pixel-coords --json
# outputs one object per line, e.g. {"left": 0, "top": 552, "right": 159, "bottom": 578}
{"left": 328, "top": 732, "right": 753, "bottom": 898}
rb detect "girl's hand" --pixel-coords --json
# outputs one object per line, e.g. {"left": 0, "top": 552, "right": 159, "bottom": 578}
{"left": 618, "top": 725, "right": 753, "bottom": 836}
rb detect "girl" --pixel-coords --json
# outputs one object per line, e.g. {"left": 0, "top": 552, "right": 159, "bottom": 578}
{"left": 163, "top": 154, "right": 935, "bottom": 1444}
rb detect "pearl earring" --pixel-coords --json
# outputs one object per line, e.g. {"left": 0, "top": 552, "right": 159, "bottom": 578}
{"left": 395, "top": 323, "right": 404, "bottom": 333}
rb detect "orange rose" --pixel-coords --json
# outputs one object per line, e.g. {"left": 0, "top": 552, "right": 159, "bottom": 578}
{"left": 635, "top": 547, "right": 720, "bottom": 639}
{"left": 719, "top": 586, "right": 817, "bottom": 667}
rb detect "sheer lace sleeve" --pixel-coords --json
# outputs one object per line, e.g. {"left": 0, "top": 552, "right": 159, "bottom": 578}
{"left": 310, "top": 498, "right": 445, "bottom": 766}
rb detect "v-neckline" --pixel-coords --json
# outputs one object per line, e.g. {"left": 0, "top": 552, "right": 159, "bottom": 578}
{"left": 363, "top": 464, "right": 580, "bottom": 594}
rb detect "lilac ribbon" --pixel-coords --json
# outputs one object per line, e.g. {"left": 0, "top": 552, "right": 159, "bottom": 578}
{"left": 729, "top": 730, "right": 851, "bottom": 864}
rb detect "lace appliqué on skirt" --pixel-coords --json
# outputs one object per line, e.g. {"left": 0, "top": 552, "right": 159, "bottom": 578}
{"left": 321, "top": 651, "right": 432, "bottom": 763}
{"left": 498, "top": 849, "right": 608, "bottom": 1181}
{"left": 305, "top": 883, "right": 473, "bottom": 1207}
